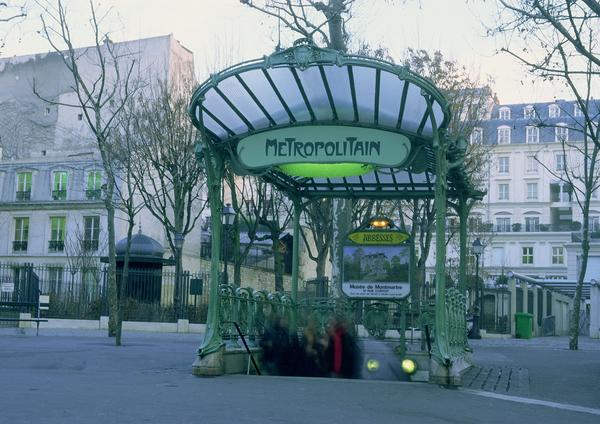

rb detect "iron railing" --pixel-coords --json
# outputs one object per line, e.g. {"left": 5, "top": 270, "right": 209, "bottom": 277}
{"left": 0, "top": 263, "right": 209, "bottom": 323}
{"left": 12, "top": 241, "right": 28, "bottom": 252}
{"left": 15, "top": 190, "right": 31, "bottom": 201}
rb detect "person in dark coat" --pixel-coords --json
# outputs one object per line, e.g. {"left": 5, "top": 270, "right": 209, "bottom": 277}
{"left": 299, "top": 318, "right": 326, "bottom": 377}
{"left": 261, "top": 313, "right": 293, "bottom": 375}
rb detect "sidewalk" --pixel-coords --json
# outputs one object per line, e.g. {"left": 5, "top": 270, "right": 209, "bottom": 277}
{"left": 0, "top": 329, "right": 599, "bottom": 423}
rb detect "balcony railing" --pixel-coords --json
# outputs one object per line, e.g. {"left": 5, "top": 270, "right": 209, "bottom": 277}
{"left": 85, "top": 189, "right": 102, "bottom": 200}
{"left": 15, "top": 190, "right": 31, "bottom": 201}
{"left": 52, "top": 189, "right": 67, "bottom": 200}
{"left": 494, "top": 223, "right": 575, "bottom": 233}
{"left": 48, "top": 240, "right": 65, "bottom": 252}
{"left": 12, "top": 241, "right": 28, "bottom": 252}
{"left": 83, "top": 239, "right": 99, "bottom": 251}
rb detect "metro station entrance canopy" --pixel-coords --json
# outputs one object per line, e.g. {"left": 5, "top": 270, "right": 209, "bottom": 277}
{"left": 189, "top": 39, "right": 481, "bottom": 381}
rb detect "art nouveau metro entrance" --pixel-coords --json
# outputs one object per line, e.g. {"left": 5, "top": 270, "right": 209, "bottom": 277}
{"left": 188, "top": 39, "right": 481, "bottom": 384}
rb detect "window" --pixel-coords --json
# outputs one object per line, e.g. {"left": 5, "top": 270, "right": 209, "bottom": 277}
{"left": 468, "top": 215, "right": 483, "bottom": 232}
{"left": 573, "top": 103, "right": 583, "bottom": 117}
{"left": 13, "top": 217, "right": 29, "bottom": 252}
{"left": 77, "top": 113, "right": 83, "bottom": 121}
{"left": 49, "top": 216, "right": 66, "bottom": 252}
{"left": 526, "top": 126, "right": 539, "bottom": 143}
{"left": 497, "top": 127, "right": 511, "bottom": 144}
{"left": 527, "top": 183, "right": 538, "bottom": 200}
{"left": 48, "top": 266, "right": 64, "bottom": 294}
{"left": 552, "top": 247, "right": 564, "bottom": 265}
{"left": 16, "top": 171, "right": 32, "bottom": 200}
{"left": 525, "top": 216, "right": 540, "bottom": 232}
{"left": 470, "top": 127, "right": 483, "bottom": 145}
{"left": 83, "top": 216, "right": 100, "bottom": 251}
{"left": 522, "top": 247, "right": 534, "bottom": 265}
{"left": 45, "top": 107, "right": 50, "bottom": 115}
{"left": 498, "top": 184, "right": 509, "bottom": 200}
{"left": 499, "top": 107, "right": 511, "bottom": 120}
{"left": 550, "top": 183, "right": 572, "bottom": 202}
{"left": 498, "top": 157, "right": 509, "bottom": 173}
{"left": 526, "top": 156, "right": 538, "bottom": 172}
{"left": 496, "top": 217, "right": 511, "bottom": 232}
{"left": 52, "top": 171, "right": 68, "bottom": 200}
{"left": 555, "top": 154, "right": 566, "bottom": 172}
{"left": 589, "top": 216, "right": 600, "bottom": 232}
{"left": 555, "top": 124, "right": 568, "bottom": 142}
{"left": 549, "top": 104, "right": 560, "bottom": 118}
{"left": 524, "top": 106, "right": 535, "bottom": 119}
{"left": 86, "top": 171, "right": 102, "bottom": 200}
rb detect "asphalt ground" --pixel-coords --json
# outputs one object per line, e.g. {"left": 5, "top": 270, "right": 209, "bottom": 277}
{"left": 1, "top": 329, "right": 599, "bottom": 423}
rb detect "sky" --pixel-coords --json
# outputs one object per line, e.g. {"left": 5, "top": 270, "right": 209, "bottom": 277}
{"left": 0, "top": 0, "right": 578, "bottom": 104}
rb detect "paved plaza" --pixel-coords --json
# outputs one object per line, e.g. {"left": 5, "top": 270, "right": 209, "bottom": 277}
{"left": 1, "top": 329, "right": 599, "bottom": 423}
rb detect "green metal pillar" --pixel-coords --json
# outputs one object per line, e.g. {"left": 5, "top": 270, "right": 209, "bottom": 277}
{"left": 458, "top": 196, "right": 468, "bottom": 294}
{"left": 290, "top": 198, "right": 302, "bottom": 333}
{"left": 192, "top": 135, "right": 226, "bottom": 376}
{"left": 430, "top": 99, "right": 450, "bottom": 366}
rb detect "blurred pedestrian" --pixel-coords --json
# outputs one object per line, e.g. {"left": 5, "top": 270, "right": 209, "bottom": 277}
{"left": 325, "top": 317, "right": 360, "bottom": 379}
{"left": 299, "top": 317, "right": 326, "bottom": 377}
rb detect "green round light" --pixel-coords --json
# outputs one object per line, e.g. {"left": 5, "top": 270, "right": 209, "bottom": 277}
{"left": 278, "top": 163, "right": 374, "bottom": 178}
{"left": 401, "top": 358, "right": 417, "bottom": 375}
{"left": 366, "top": 358, "right": 380, "bottom": 372}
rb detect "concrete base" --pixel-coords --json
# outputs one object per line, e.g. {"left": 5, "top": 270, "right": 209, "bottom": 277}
{"left": 18, "top": 313, "right": 32, "bottom": 329}
{"left": 224, "top": 347, "right": 262, "bottom": 374}
{"left": 428, "top": 352, "right": 473, "bottom": 386}
{"left": 192, "top": 345, "right": 226, "bottom": 377}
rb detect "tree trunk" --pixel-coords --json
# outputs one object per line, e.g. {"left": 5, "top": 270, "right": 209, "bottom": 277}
{"left": 273, "top": 235, "right": 284, "bottom": 292}
{"left": 116, "top": 219, "right": 134, "bottom": 346}
{"left": 570, "top": 209, "right": 591, "bottom": 350}
{"left": 105, "top": 180, "right": 119, "bottom": 339}
{"left": 326, "top": 0, "right": 346, "bottom": 51}
{"left": 316, "top": 254, "right": 327, "bottom": 280}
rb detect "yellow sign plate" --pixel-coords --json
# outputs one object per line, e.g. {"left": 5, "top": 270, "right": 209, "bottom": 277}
{"left": 347, "top": 231, "right": 409, "bottom": 245}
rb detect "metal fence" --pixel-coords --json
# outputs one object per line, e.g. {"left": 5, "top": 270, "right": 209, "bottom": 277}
{"left": 0, "top": 263, "right": 210, "bottom": 323}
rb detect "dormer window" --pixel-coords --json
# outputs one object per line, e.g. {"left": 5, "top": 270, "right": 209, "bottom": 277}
{"left": 497, "top": 126, "right": 511, "bottom": 144}
{"left": 499, "top": 107, "right": 511, "bottom": 120}
{"left": 573, "top": 103, "right": 583, "bottom": 117}
{"left": 555, "top": 124, "right": 568, "bottom": 143}
{"left": 524, "top": 106, "right": 535, "bottom": 119}
{"left": 470, "top": 127, "right": 483, "bottom": 145}
{"left": 549, "top": 104, "right": 560, "bottom": 118}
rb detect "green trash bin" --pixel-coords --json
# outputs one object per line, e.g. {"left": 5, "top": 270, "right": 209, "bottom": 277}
{"left": 515, "top": 312, "right": 533, "bottom": 339}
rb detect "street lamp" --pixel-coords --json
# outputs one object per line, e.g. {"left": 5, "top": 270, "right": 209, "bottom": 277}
{"left": 469, "top": 238, "right": 484, "bottom": 339}
{"left": 173, "top": 232, "right": 184, "bottom": 319}
{"left": 221, "top": 203, "right": 235, "bottom": 285}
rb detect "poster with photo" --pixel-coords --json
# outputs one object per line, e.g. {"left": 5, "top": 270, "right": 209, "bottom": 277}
{"left": 341, "top": 244, "right": 410, "bottom": 299}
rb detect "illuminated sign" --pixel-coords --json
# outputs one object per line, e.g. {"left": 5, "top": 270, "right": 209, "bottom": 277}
{"left": 347, "top": 231, "right": 409, "bottom": 245}
{"left": 236, "top": 125, "right": 411, "bottom": 175}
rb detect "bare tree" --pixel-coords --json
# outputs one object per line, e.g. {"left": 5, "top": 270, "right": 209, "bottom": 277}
{"left": 254, "top": 181, "right": 293, "bottom": 291}
{"left": 130, "top": 76, "right": 206, "bottom": 315}
{"left": 0, "top": 1, "right": 26, "bottom": 52}
{"left": 110, "top": 104, "right": 144, "bottom": 344}
{"left": 300, "top": 198, "right": 333, "bottom": 280}
{"left": 491, "top": 0, "right": 600, "bottom": 350}
{"left": 36, "top": 0, "right": 139, "bottom": 344}
{"left": 399, "top": 49, "right": 493, "bottom": 301}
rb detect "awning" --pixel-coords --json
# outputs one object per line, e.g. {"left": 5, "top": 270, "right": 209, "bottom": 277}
{"left": 189, "top": 39, "right": 477, "bottom": 200}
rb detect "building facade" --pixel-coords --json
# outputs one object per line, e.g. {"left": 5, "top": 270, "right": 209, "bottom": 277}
{"left": 426, "top": 99, "right": 600, "bottom": 286}
{"left": 0, "top": 35, "right": 204, "bottom": 272}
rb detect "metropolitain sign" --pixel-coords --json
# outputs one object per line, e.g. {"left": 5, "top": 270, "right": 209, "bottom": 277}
{"left": 236, "top": 125, "right": 411, "bottom": 170}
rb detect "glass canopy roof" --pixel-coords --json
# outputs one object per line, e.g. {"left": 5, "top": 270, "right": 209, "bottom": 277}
{"left": 189, "top": 39, "right": 475, "bottom": 200}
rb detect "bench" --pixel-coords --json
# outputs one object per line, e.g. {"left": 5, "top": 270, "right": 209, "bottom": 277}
{"left": 0, "top": 294, "right": 49, "bottom": 336}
